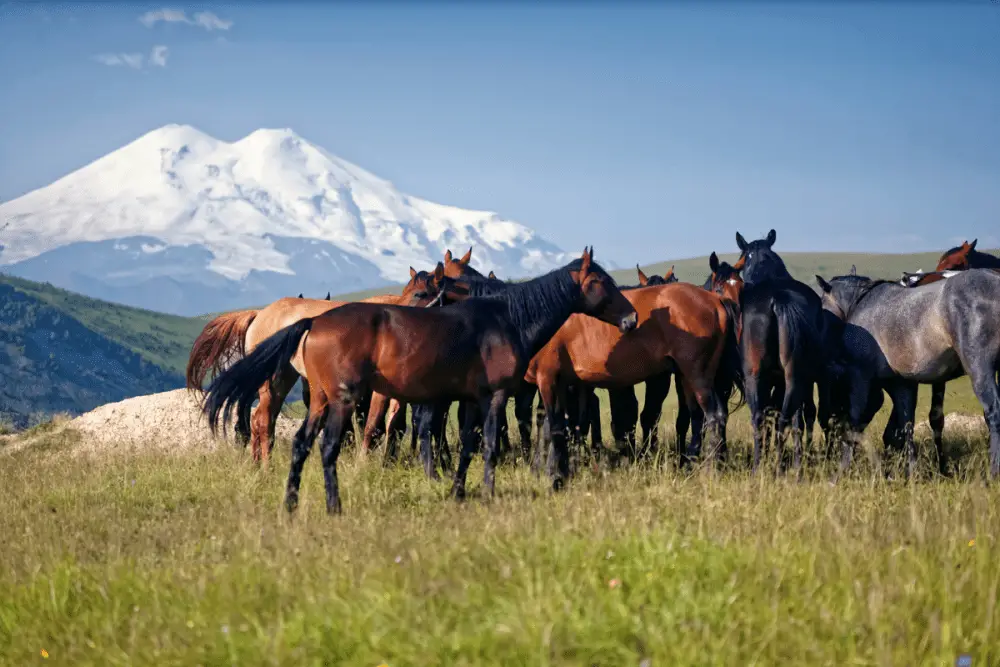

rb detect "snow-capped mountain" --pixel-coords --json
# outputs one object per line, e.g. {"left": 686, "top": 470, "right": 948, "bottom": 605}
{"left": 0, "top": 124, "right": 573, "bottom": 315}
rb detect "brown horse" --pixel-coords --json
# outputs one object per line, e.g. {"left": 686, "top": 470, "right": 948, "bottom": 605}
{"left": 186, "top": 265, "right": 448, "bottom": 462}
{"left": 524, "top": 278, "right": 742, "bottom": 472}
{"left": 202, "top": 248, "right": 637, "bottom": 513}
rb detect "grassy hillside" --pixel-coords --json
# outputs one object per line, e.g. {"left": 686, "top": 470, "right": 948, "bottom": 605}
{"left": 0, "top": 274, "right": 204, "bottom": 376}
{"left": 0, "top": 282, "right": 185, "bottom": 428}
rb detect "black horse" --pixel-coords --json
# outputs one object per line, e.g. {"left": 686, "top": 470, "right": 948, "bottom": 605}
{"left": 735, "top": 229, "right": 835, "bottom": 476}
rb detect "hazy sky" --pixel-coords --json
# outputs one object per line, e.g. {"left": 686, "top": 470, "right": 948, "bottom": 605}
{"left": 1, "top": 2, "right": 998, "bottom": 266}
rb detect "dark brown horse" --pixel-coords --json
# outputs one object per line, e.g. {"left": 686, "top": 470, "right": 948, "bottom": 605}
{"left": 202, "top": 248, "right": 637, "bottom": 514}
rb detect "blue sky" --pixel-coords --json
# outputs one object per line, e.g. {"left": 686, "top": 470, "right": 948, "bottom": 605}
{"left": 1, "top": 2, "right": 998, "bottom": 266}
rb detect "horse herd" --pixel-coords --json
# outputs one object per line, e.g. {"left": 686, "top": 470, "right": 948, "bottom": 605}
{"left": 186, "top": 232, "right": 1000, "bottom": 515}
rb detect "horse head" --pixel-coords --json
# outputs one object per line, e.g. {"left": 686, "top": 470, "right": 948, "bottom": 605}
{"left": 735, "top": 228, "right": 791, "bottom": 285}
{"left": 708, "top": 251, "right": 744, "bottom": 303}
{"left": 573, "top": 247, "right": 637, "bottom": 333}
{"left": 936, "top": 239, "right": 978, "bottom": 271}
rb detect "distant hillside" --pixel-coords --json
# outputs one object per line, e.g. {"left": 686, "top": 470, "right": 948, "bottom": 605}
{"left": 321, "top": 249, "right": 996, "bottom": 302}
{"left": 0, "top": 279, "right": 189, "bottom": 428}
{"left": 0, "top": 274, "right": 204, "bottom": 376}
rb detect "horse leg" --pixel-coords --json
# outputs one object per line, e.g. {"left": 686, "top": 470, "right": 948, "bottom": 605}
{"left": 537, "top": 376, "right": 571, "bottom": 491}
{"left": 362, "top": 392, "right": 391, "bottom": 455}
{"left": 884, "top": 381, "right": 918, "bottom": 480}
{"left": 259, "top": 365, "right": 300, "bottom": 465}
{"left": 413, "top": 403, "right": 440, "bottom": 481}
{"left": 319, "top": 401, "right": 352, "bottom": 515}
{"left": 385, "top": 399, "right": 408, "bottom": 462}
{"left": 588, "top": 388, "right": 604, "bottom": 463}
{"left": 775, "top": 368, "right": 807, "bottom": 479}
{"left": 674, "top": 379, "right": 691, "bottom": 469}
{"left": 641, "top": 373, "right": 671, "bottom": 464}
{"left": 745, "top": 371, "right": 770, "bottom": 476}
{"left": 929, "top": 382, "right": 947, "bottom": 475}
{"left": 802, "top": 386, "right": 816, "bottom": 455}
{"left": 964, "top": 363, "right": 1000, "bottom": 479}
{"left": 434, "top": 400, "right": 453, "bottom": 473}
{"left": 609, "top": 386, "right": 638, "bottom": 464}
{"left": 513, "top": 385, "right": 536, "bottom": 464}
{"left": 450, "top": 400, "right": 482, "bottom": 500}
{"left": 496, "top": 395, "right": 512, "bottom": 466}
{"left": 482, "top": 390, "right": 508, "bottom": 497}
{"left": 835, "top": 370, "right": 872, "bottom": 482}
{"left": 284, "top": 396, "right": 329, "bottom": 514}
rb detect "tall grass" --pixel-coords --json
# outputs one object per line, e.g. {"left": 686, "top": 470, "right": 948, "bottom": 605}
{"left": 1, "top": 383, "right": 997, "bottom": 666}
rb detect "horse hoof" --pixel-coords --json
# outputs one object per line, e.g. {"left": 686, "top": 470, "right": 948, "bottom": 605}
{"left": 552, "top": 478, "right": 565, "bottom": 492}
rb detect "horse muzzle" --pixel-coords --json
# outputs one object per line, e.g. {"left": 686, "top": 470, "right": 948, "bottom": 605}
{"left": 619, "top": 312, "right": 638, "bottom": 333}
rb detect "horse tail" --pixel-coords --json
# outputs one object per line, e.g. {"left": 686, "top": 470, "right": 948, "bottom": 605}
{"left": 771, "top": 296, "right": 821, "bottom": 365}
{"left": 201, "top": 318, "right": 313, "bottom": 441}
{"left": 186, "top": 309, "right": 258, "bottom": 392}
{"left": 718, "top": 299, "right": 745, "bottom": 410}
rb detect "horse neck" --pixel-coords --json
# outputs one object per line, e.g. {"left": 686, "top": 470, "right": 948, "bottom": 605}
{"left": 491, "top": 272, "right": 581, "bottom": 359}
{"left": 970, "top": 251, "right": 1000, "bottom": 269}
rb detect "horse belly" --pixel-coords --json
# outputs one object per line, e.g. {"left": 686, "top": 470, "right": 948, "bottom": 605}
{"left": 891, "top": 347, "right": 961, "bottom": 383}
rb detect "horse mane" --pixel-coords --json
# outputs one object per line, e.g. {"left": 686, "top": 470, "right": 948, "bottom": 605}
{"left": 829, "top": 274, "right": 897, "bottom": 315}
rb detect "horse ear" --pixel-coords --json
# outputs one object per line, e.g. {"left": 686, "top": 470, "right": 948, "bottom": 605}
{"left": 444, "top": 249, "right": 453, "bottom": 263}
{"left": 325, "top": 292, "right": 331, "bottom": 300}
{"left": 970, "top": 239, "right": 978, "bottom": 251}
{"left": 580, "top": 247, "right": 592, "bottom": 276}
{"left": 665, "top": 265, "right": 675, "bottom": 280}
{"left": 733, "top": 254, "right": 746, "bottom": 271}
{"left": 736, "top": 232, "right": 748, "bottom": 252}
{"left": 766, "top": 229, "right": 777, "bottom": 247}
{"left": 816, "top": 275, "right": 832, "bottom": 294}
{"left": 488, "top": 270, "right": 496, "bottom": 280}
{"left": 297, "top": 293, "right": 303, "bottom": 299}
{"left": 709, "top": 251, "right": 720, "bottom": 273}
{"left": 409, "top": 266, "right": 417, "bottom": 279}
{"left": 433, "top": 261, "right": 445, "bottom": 282}
{"left": 850, "top": 265, "right": 857, "bottom": 276}
{"left": 636, "top": 264, "right": 649, "bottom": 286}
{"left": 459, "top": 247, "right": 472, "bottom": 265}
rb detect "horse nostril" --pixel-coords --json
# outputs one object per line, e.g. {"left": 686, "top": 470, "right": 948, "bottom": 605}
{"left": 620, "top": 312, "right": 638, "bottom": 332}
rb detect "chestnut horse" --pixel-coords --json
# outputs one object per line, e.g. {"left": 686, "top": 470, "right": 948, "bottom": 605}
{"left": 524, "top": 276, "right": 743, "bottom": 473}
{"left": 186, "top": 265, "right": 448, "bottom": 462}
{"left": 202, "top": 248, "right": 637, "bottom": 514}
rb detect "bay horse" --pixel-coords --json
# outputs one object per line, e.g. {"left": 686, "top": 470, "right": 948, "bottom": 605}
{"left": 524, "top": 274, "right": 742, "bottom": 473}
{"left": 201, "top": 248, "right": 638, "bottom": 514}
{"left": 735, "top": 229, "right": 834, "bottom": 477}
{"left": 185, "top": 265, "right": 449, "bottom": 463}
{"left": 936, "top": 239, "right": 1000, "bottom": 272}
{"left": 816, "top": 268, "right": 1000, "bottom": 480}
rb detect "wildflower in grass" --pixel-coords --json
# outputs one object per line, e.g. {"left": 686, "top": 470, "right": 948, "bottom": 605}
{"left": 40, "top": 649, "right": 49, "bottom": 659}
{"left": 968, "top": 539, "right": 976, "bottom": 547}
{"left": 186, "top": 620, "right": 195, "bottom": 628}
{"left": 608, "top": 578, "right": 621, "bottom": 589}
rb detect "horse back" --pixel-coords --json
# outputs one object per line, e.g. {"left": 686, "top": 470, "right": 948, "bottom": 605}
{"left": 247, "top": 297, "right": 346, "bottom": 353}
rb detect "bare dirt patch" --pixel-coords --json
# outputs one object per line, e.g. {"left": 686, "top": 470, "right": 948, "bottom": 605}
{"left": 1, "top": 389, "right": 299, "bottom": 456}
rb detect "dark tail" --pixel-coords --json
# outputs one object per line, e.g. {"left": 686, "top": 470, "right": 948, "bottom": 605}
{"left": 771, "top": 296, "right": 822, "bottom": 368}
{"left": 718, "top": 299, "right": 745, "bottom": 410}
{"left": 201, "top": 318, "right": 313, "bottom": 441}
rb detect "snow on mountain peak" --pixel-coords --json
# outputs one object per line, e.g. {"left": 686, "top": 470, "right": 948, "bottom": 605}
{"left": 0, "top": 124, "right": 572, "bottom": 315}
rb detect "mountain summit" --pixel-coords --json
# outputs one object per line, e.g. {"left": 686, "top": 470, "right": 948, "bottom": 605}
{"left": 0, "top": 124, "right": 571, "bottom": 315}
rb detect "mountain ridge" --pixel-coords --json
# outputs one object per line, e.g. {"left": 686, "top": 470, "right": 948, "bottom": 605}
{"left": 0, "top": 124, "right": 572, "bottom": 315}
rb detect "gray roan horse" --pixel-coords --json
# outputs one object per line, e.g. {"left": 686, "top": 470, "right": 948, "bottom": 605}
{"left": 816, "top": 268, "right": 1000, "bottom": 479}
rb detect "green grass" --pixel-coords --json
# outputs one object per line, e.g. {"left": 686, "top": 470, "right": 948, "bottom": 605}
{"left": 0, "top": 274, "right": 204, "bottom": 377}
{"left": 2, "top": 378, "right": 997, "bottom": 666}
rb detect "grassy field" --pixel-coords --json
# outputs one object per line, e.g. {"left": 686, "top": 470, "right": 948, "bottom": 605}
{"left": 2, "top": 377, "right": 997, "bottom": 666}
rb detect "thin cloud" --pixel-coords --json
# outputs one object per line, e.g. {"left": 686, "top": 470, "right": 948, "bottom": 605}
{"left": 94, "top": 52, "right": 145, "bottom": 69}
{"left": 149, "top": 45, "right": 169, "bottom": 67}
{"left": 93, "top": 45, "right": 169, "bottom": 71}
{"left": 138, "top": 8, "right": 232, "bottom": 31}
